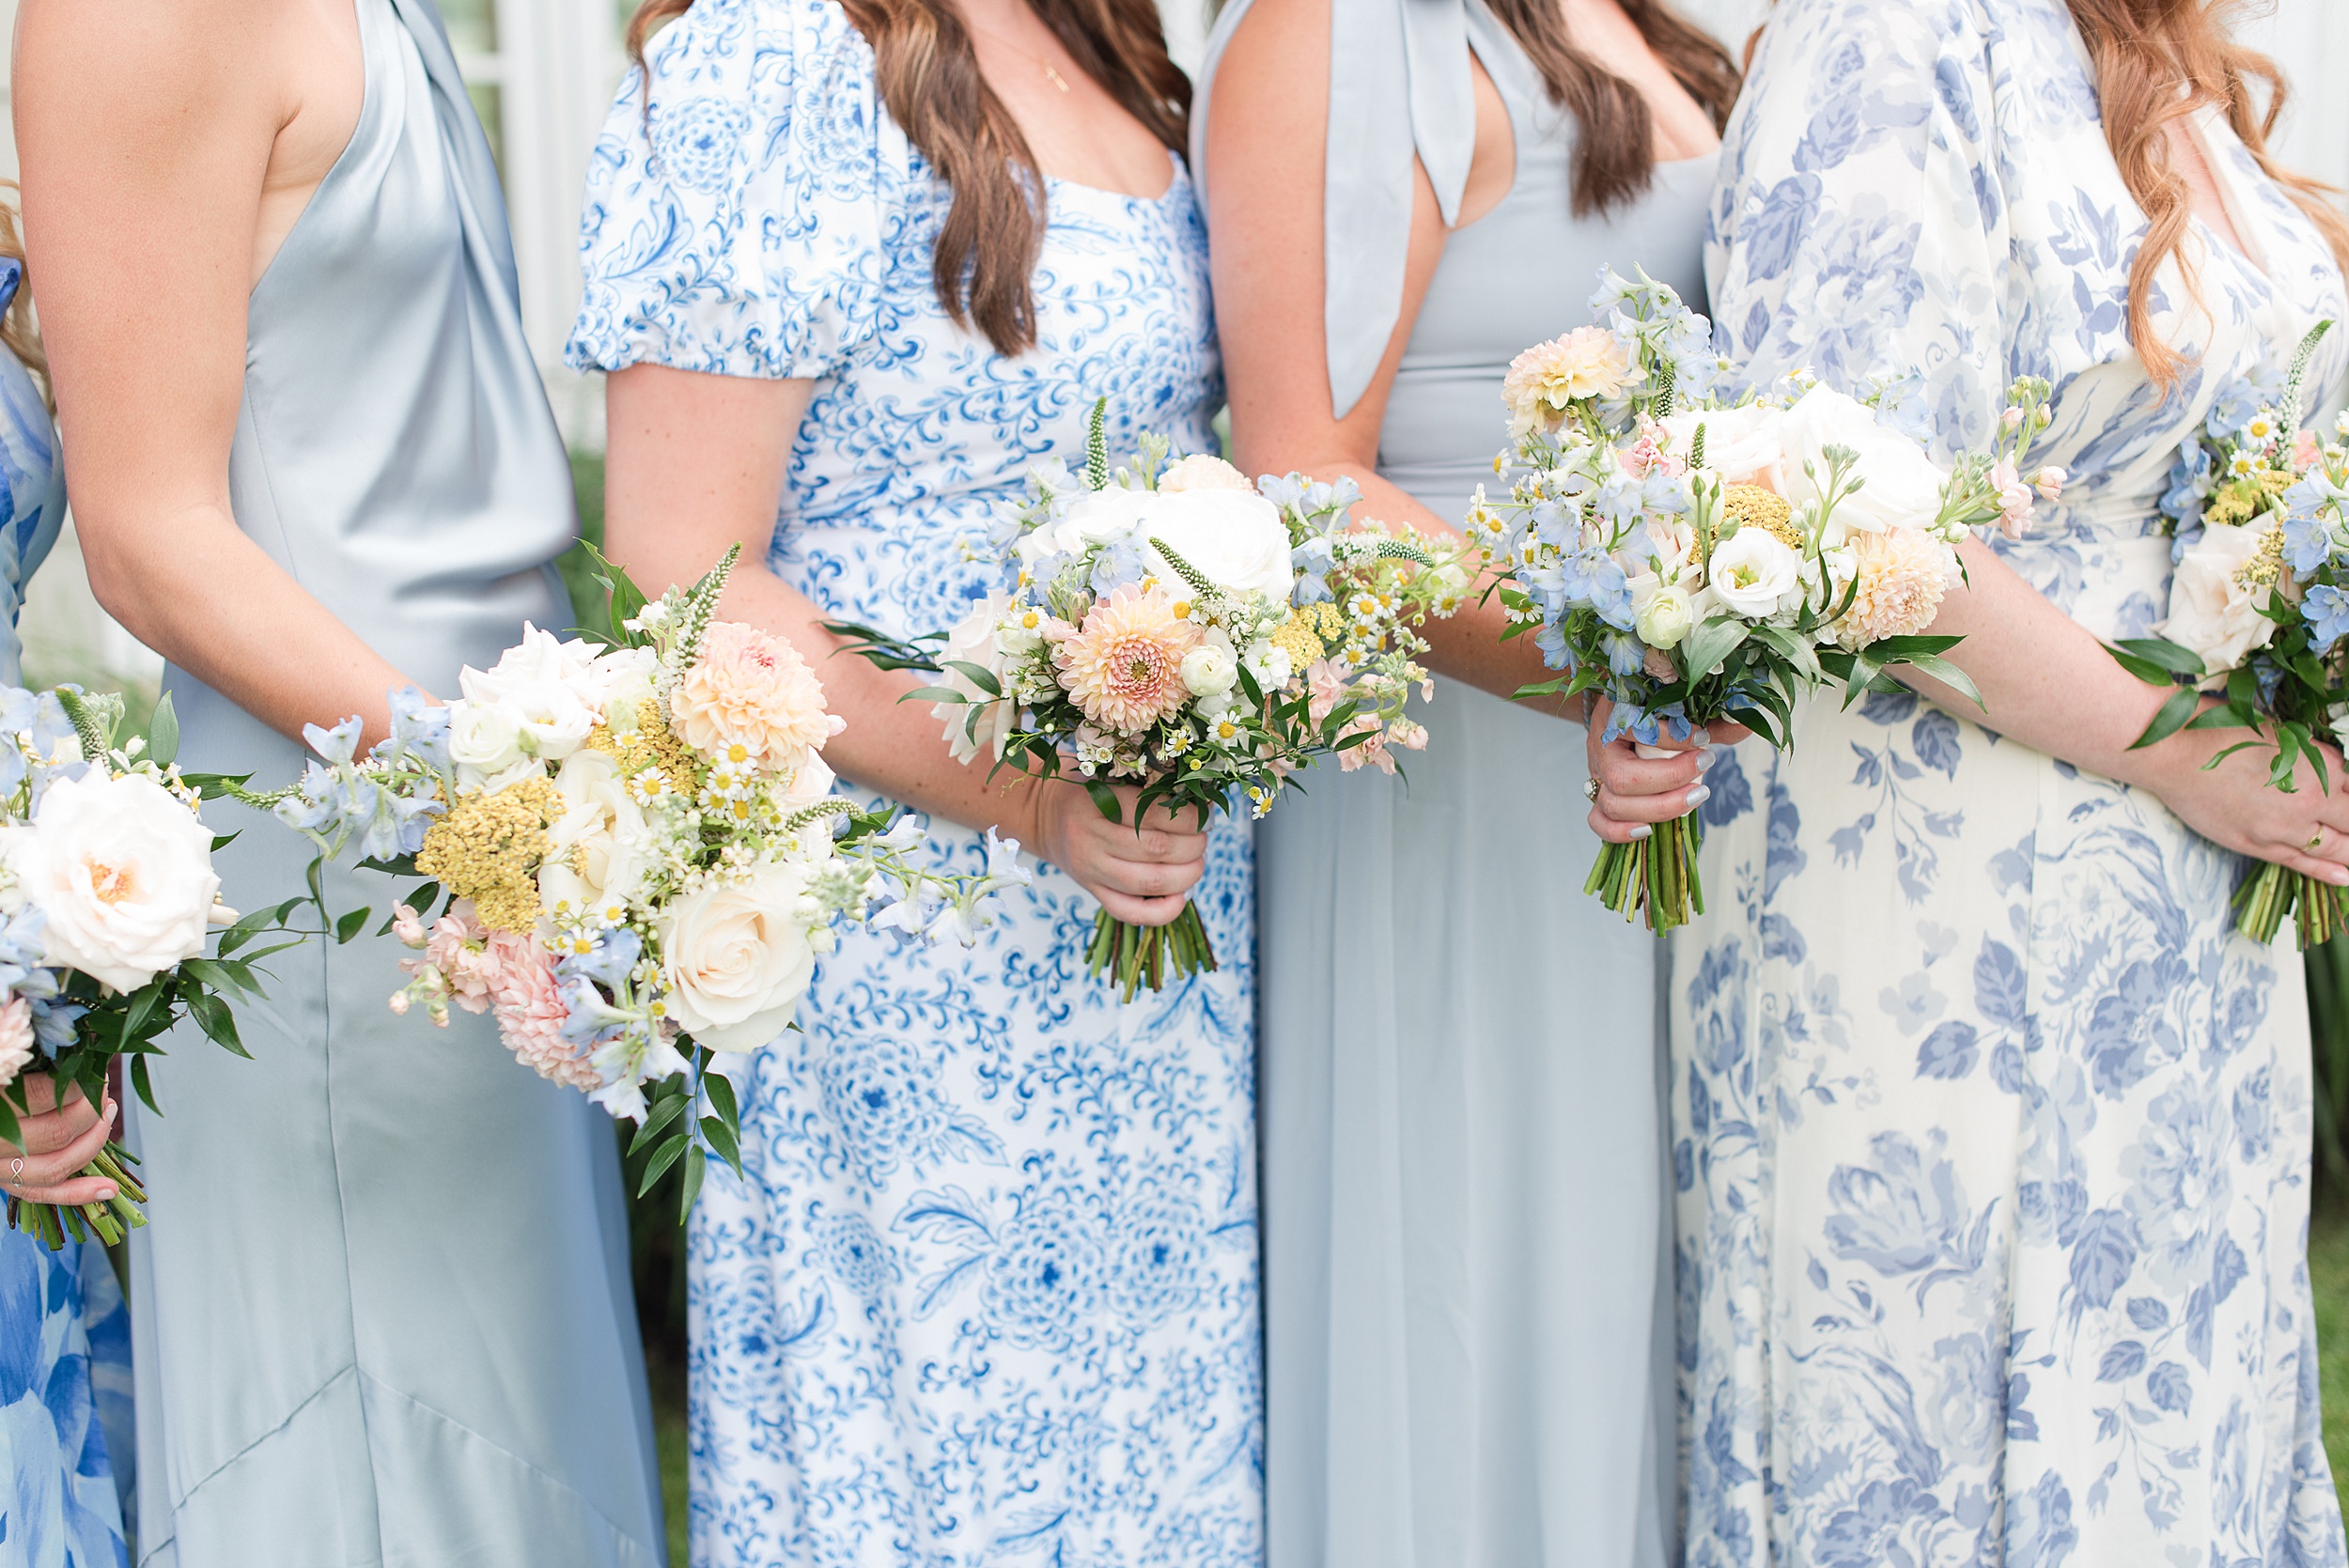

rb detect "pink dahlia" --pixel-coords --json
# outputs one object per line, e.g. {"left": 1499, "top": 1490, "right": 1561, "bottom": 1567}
{"left": 1053, "top": 585, "right": 1203, "bottom": 735}
{"left": 0, "top": 997, "right": 31, "bottom": 1091}
{"left": 1831, "top": 529, "right": 1955, "bottom": 650}
{"left": 673, "top": 621, "right": 846, "bottom": 771}
{"left": 486, "top": 930, "right": 600, "bottom": 1093}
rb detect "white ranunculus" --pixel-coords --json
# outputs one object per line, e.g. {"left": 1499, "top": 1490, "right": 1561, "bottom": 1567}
{"left": 2160, "top": 521, "right": 2279, "bottom": 676}
{"left": 537, "top": 750, "right": 651, "bottom": 924}
{"left": 774, "top": 753, "right": 837, "bottom": 815}
{"left": 5, "top": 772, "right": 220, "bottom": 993}
{"left": 1158, "top": 454, "right": 1256, "bottom": 493}
{"left": 1777, "top": 385, "right": 1949, "bottom": 537}
{"left": 1637, "top": 584, "right": 1696, "bottom": 648}
{"left": 1659, "top": 402, "right": 1791, "bottom": 489}
{"left": 1142, "top": 489, "right": 1296, "bottom": 602}
{"left": 936, "top": 596, "right": 1017, "bottom": 765}
{"left": 447, "top": 699, "right": 532, "bottom": 794}
{"left": 1180, "top": 644, "right": 1237, "bottom": 697}
{"left": 1707, "top": 528, "right": 1806, "bottom": 620}
{"left": 659, "top": 861, "right": 820, "bottom": 1052}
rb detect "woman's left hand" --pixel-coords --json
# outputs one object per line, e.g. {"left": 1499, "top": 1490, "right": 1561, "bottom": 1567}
{"left": 0, "top": 1075, "right": 120, "bottom": 1208}
{"left": 1584, "top": 697, "right": 1751, "bottom": 845}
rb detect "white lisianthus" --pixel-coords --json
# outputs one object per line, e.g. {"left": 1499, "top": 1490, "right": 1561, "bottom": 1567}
{"left": 447, "top": 700, "right": 537, "bottom": 794}
{"left": 1777, "top": 385, "right": 1948, "bottom": 537}
{"left": 537, "top": 750, "right": 652, "bottom": 925}
{"left": 1637, "top": 584, "right": 1696, "bottom": 648}
{"left": 1659, "top": 402, "right": 1791, "bottom": 488}
{"left": 4, "top": 772, "right": 220, "bottom": 994}
{"left": 2160, "top": 521, "right": 2278, "bottom": 676}
{"left": 1707, "top": 528, "right": 1806, "bottom": 620}
{"left": 1242, "top": 640, "right": 1293, "bottom": 691}
{"left": 1141, "top": 489, "right": 1296, "bottom": 602}
{"left": 936, "top": 597, "right": 1017, "bottom": 765}
{"left": 1157, "top": 454, "right": 1255, "bottom": 493}
{"left": 659, "top": 861, "right": 821, "bottom": 1052}
{"left": 1180, "top": 644, "right": 1238, "bottom": 697}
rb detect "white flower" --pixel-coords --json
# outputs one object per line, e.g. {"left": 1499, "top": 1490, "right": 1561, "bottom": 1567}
{"left": 1706, "top": 529, "right": 1806, "bottom": 620}
{"left": 447, "top": 700, "right": 537, "bottom": 794}
{"left": 1158, "top": 454, "right": 1255, "bottom": 493}
{"left": 1039, "top": 485, "right": 1158, "bottom": 562}
{"left": 994, "top": 603, "right": 1049, "bottom": 659}
{"left": 0, "top": 997, "right": 30, "bottom": 1091}
{"left": 459, "top": 624, "right": 605, "bottom": 762}
{"left": 537, "top": 750, "right": 652, "bottom": 925}
{"left": 774, "top": 753, "right": 837, "bottom": 815}
{"left": 2161, "top": 521, "right": 2278, "bottom": 675}
{"left": 595, "top": 646, "right": 662, "bottom": 737}
{"left": 1777, "top": 385, "right": 1948, "bottom": 537}
{"left": 1140, "top": 489, "right": 1296, "bottom": 602}
{"left": 1180, "top": 644, "right": 1238, "bottom": 697}
{"left": 4, "top": 771, "right": 220, "bottom": 994}
{"left": 659, "top": 861, "right": 820, "bottom": 1052}
{"left": 1659, "top": 403, "right": 1791, "bottom": 488}
{"left": 1242, "top": 640, "right": 1292, "bottom": 690}
{"left": 935, "top": 597, "right": 1017, "bottom": 765}
{"left": 1637, "top": 584, "right": 1696, "bottom": 648}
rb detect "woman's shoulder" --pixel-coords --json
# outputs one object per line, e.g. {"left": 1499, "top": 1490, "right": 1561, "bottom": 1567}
{"left": 1746, "top": 0, "right": 2002, "bottom": 81}
{"left": 630, "top": 0, "right": 875, "bottom": 102}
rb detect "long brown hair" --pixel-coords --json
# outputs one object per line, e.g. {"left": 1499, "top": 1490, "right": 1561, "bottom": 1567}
{"left": 2065, "top": 0, "right": 2349, "bottom": 385}
{"left": 626, "top": 0, "right": 1189, "bottom": 357}
{"left": 1489, "top": 0, "right": 1742, "bottom": 217}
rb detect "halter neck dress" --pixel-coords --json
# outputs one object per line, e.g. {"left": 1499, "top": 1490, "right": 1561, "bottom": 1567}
{"left": 126, "top": 1, "right": 662, "bottom": 1560}
{"left": 1195, "top": 2, "right": 1712, "bottom": 1563}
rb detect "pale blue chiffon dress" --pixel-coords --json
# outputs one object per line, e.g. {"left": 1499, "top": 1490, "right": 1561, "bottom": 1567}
{"left": 1194, "top": 4, "right": 1713, "bottom": 1564}
{"left": 122, "top": 1, "right": 663, "bottom": 1561}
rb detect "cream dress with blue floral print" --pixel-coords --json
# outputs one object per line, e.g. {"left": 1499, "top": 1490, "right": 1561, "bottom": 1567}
{"left": 568, "top": 2, "right": 1262, "bottom": 1564}
{"left": 1676, "top": 1, "right": 2349, "bottom": 1563}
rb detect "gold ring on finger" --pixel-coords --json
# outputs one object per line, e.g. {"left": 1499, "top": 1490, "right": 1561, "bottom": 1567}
{"left": 2313, "top": 831, "right": 2327, "bottom": 851}
{"left": 1583, "top": 777, "right": 1600, "bottom": 803}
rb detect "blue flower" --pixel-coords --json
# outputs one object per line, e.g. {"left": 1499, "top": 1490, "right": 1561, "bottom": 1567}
{"left": 302, "top": 715, "right": 364, "bottom": 768}
{"left": 983, "top": 1190, "right": 1104, "bottom": 1352}
{"left": 2307, "top": 585, "right": 2349, "bottom": 652}
{"left": 376, "top": 686, "right": 452, "bottom": 773}
{"left": 1105, "top": 1181, "right": 1207, "bottom": 1330}
{"left": 1822, "top": 1131, "right": 1970, "bottom": 1275}
{"left": 817, "top": 1032, "right": 946, "bottom": 1179}
{"left": 2205, "top": 378, "right": 2263, "bottom": 438}
{"left": 2283, "top": 509, "right": 2337, "bottom": 577}
{"left": 813, "top": 1209, "right": 893, "bottom": 1303}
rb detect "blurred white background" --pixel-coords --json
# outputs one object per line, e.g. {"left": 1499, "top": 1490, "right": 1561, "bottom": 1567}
{"left": 0, "top": 0, "right": 2341, "bottom": 701}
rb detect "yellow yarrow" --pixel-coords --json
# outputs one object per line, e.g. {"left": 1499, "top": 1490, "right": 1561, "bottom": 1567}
{"left": 1270, "top": 613, "right": 1324, "bottom": 671}
{"left": 2205, "top": 469, "right": 2295, "bottom": 530}
{"left": 1721, "top": 485, "right": 1802, "bottom": 551}
{"left": 416, "top": 776, "right": 557, "bottom": 933}
{"left": 2233, "top": 522, "right": 2287, "bottom": 591}
{"left": 583, "top": 717, "right": 698, "bottom": 803}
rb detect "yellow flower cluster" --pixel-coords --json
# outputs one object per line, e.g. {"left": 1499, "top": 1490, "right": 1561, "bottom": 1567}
{"left": 1271, "top": 611, "right": 1328, "bottom": 671}
{"left": 1722, "top": 484, "right": 1802, "bottom": 551}
{"left": 583, "top": 719, "right": 698, "bottom": 804}
{"left": 416, "top": 776, "right": 556, "bottom": 933}
{"left": 2206, "top": 469, "right": 2294, "bottom": 530}
{"left": 2233, "top": 521, "right": 2286, "bottom": 591}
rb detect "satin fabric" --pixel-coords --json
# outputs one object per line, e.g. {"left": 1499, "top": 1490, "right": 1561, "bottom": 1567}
{"left": 124, "top": 1, "right": 663, "bottom": 1561}
{"left": 1194, "top": 2, "right": 1715, "bottom": 1561}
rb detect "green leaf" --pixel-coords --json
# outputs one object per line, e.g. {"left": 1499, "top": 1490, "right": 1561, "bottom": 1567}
{"left": 334, "top": 908, "right": 370, "bottom": 945}
{"left": 1083, "top": 779, "right": 1123, "bottom": 824}
{"left": 939, "top": 660, "right": 1003, "bottom": 698}
{"left": 2131, "top": 686, "right": 2204, "bottom": 749}
{"left": 147, "top": 692, "right": 179, "bottom": 768}
{"left": 677, "top": 1144, "right": 708, "bottom": 1221}
{"left": 630, "top": 1094, "right": 691, "bottom": 1157}
{"left": 700, "top": 1112, "right": 743, "bottom": 1176}
{"left": 2111, "top": 635, "right": 2207, "bottom": 675}
{"left": 1682, "top": 616, "right": 1750, "bottom": 681}
{"left": 2105, "top": 646, "right": 2182, "bottom": 687}
{"left": 704, "top": 1069, "right": 739, "bottom": 1130}
{"left": 636, "top": 1132, "right": 688, "bottom": 1197}
{"left": 131, "top": 1057, "right": 160, "bottom": 1116}
{"left": 1893, "top": 652, "right": 1983, "bottom": 709}
{"left": 186, "top": 988, "right": 252, "bottom": 1059}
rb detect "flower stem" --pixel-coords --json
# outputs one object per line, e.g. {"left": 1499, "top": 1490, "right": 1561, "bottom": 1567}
{"left": 1585, "top": 815, "right": 1704, "bottom": 935}
{"left": 1087, "top": 903, "right": 1218, "bottom": 1000}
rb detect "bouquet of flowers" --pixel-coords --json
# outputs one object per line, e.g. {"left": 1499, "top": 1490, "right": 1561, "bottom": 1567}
{"left": 832, "top": 401, "right": 1477, "bottom": 997}
{"left": 0, "top": 687, "right": 303, "bottom": 1248}
{"left": 2113, "top": 319, "right": 2348, "bottom": 945}
{"left": 263, "top": 548, "right": 1028, "bottom": 1217}
{"left": 1473, "top": 268, "right": 2060, "bottom": 931}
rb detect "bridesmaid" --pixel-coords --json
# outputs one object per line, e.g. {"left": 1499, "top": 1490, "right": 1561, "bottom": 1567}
{"left": 1653, "top": 0, "right": 2349, "bottom": 1559}
{"left": 569, "top": 0, "right": 1258, "bottom": 1560}
{"left": 14, "top": 0, "right": 663, "bottom": 1561}
{"left": 1197, "top": 1, "right": 1735, "bottom": 1563}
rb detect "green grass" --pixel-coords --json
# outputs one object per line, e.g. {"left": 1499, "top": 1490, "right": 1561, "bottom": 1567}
{"left": 2317, "top": 1211, "right": 2349, "bottom": 1514}
{"left": 650, "top": 1344, "right": 688, "bottom": 1565}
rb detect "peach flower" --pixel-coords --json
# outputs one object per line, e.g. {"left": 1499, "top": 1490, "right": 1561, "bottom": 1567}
{"left": 1052, "top": 584, "right": 1203, "bottom": 735}
{"left": 487, "top": 930, "right": 600, "bottom": 1093}
{"left": 1829, "top": 528, "right": 1956, "bottom": 649}
{"left": 1502, "top": 326, "right": 1636, "bottom": 436}
{"left": 0, "top": 997, "right": 31, "bottom": 1091}
{"left": 672, "top": 621, "right": 846, "bottom": 772}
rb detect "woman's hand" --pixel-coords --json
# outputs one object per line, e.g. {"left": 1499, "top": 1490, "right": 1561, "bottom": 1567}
{"left": 1584, "top": 697, "right": 1750, "bottom": 845}
{"left": 1028, "top": 781, "right": 1210, "bottom": 926}
{"left": 2124, "top": 721, "right": 2349, "bottom": 886}
{"left": 1, "top": 1075, "right": 119, "bottom": 1208}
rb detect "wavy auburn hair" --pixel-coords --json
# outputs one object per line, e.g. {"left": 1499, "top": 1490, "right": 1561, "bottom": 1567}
{"left": 626, "top": 0, "right": 1189, "bottom": 357}
{"left": 1493, "top": 0, "right": 1742, "bottom": 217}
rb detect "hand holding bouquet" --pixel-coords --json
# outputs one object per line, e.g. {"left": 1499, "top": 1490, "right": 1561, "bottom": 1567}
{"left": 1, "top": 687, "right": 303, "bottom": 1248}
{"left": 264, "top": 548, "right": 1029, "bottom": 1218}
{"left": 1475, "top": 268, "right": 2060, "bottom": 931}
{"left": 833, "top": 402, "right": 1478, "bottom": 997}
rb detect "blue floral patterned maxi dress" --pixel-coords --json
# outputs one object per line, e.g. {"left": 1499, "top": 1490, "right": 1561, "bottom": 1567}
{"left": 1675, "top": 1, "right": 2349, "bottom": 1562}
{"left": 568, "top": 3, "right": 1261, "bottom": 1563}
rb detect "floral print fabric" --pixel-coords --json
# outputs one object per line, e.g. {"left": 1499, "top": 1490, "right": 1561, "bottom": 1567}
{"left": 1676, "top": 0, "right": 2349, "bottom": 1562}
{"left": 0, "top": 1233, "right": 128, "bottom": 1566}
{"left": 568, "top": 2, "right": 1261, "bottom": 1563}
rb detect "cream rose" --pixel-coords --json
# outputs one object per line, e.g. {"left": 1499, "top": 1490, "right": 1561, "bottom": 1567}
{"left": 1659, "top": 402, "right": 1792, "bottom": 489}
{"left": 2161, "top": 521, "right": 2279, "bottom": 676}
{"left": 447, "top": 700, "right": 537, "bottom": 795}
{"left": 1777, "top": 385, "right": 1948, "bottom": 537}
{"left": 1158, "top": 454, "right": 1255, "bottom": 493}
{"left": 6, "top": 771, "right": 220, "bottom": 994}
{"left": 1637, "top": 584, "right": 1696, "bottom": 648}
{"left": 537, "top": 750, "right": 652, "bottom": 924}
{"left": 1707, "top": 529, "right": 1806, "bottom": 620}
{"left": 459, "top": 625, "right": 605, "bottom": 761}
{"left": 936, "top": 595, "right": 1017, "bottom": 766}
{"left": 1180, "top": 644, "right": 1238, "bottom": 697}
{"left": 1142, "top": 488, "right": 1296, "bottom": 602}
{"left": 659, "top": 862, "right": 820, "bottom": 1052}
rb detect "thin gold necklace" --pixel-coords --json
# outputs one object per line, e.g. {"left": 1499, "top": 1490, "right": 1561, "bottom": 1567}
{"left": 969, "top": 23, "right": 1073, "bottom": 93}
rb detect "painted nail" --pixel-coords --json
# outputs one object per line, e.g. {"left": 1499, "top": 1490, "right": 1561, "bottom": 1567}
{"left": 1695, "top": 749, "right": 1719, "bottom": 773}
{"left": 1686, "top": 784, "right": 1712, "bottom": 809}
{"left": 1690, "top": 728, "right": 1713, "bottom": 748}
{"left": 1629, "top": 823, "right": 1653, "bottom": 840}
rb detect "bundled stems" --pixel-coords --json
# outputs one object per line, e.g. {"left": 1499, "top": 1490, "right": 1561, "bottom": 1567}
{"left": 1584, "top": 813, "right": 1705, "bottom": 933}
{"left": 7, "top": 1138, "right": 148, "bottom": 1250}
{"left": 2235, "top": 862, "right": 2349, "bottom": 949}
{"left": 1086, "top": 903, "right": 1217, "bottom": 1001}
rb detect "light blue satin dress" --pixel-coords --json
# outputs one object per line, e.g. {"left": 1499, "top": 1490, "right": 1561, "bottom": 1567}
{"left": 120, "top": 2, "right": 662, "bottom": 1561}
{"left": 1195, "top": 6, "right": 1713, "bottom": 1564}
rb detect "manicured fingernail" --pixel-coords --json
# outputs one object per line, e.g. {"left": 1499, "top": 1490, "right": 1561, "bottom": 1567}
{"left": 1686, "top": 784, "right": 1711, "bottom": 808}
{"left": 1691, "top": 728, "right": 1712, "bottom": 747}
{"left": 98, "top": 1187, "right": 116, "bottom": 1201}
{"left": 1629, "top": 824, "right": 1653, "bottom": 840}
{"left": 1695, "top": 749, "right": 1718, "bottom": 773}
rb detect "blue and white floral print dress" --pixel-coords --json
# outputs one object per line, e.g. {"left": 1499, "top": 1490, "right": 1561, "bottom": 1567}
{"left": 568, "top": 3, "right": 1261, "bottom": 1563}
{"left": 1676, "top": 1, "right": 2348, "bottom": 1562}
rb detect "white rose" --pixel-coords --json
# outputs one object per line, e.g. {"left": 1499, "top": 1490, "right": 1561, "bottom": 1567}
{"left": 936, "top": 597, "right": 1017, "bottom": 765}
{"left": 537, "top": 750, "right": 652, "bottom": 924}
{"left": 659, "top": 861, "right": 820, "bottom": 1052}
{"left": 775, "top": 753, "right": 837, "bottom": 815}
{"left": 2160, "top": 521, "right": 2279, "bottom": 676}
{"left": 1158, "top": 454, "right": 1256, "bottom": 493}
{"left": 1637, "top": 584, "right": 1696, "bottom": 648}
{"left": 1706, "top": 528, "right": 1806, "bottom": 620}
{"left": 1180, "top": 644, "right": 1238, "bottom": 697}
{"left": 459, "top": 623, "right": 605, "bottom": 708}
{"left": 595, "top": 646, "right": 662, "bottom": 737}
{"left": 448, "top": 700, "right": 532, "bottom": 793}
{"left": 1777, "top": 385, "right": 1948, "bottom": 537}
{"left": 1659, "top": 403, "right": 1791, "bottom": 489}
{"left": 4, "top": 771, "right": 220, "bottom": 994}
{"left": 1141, "top": 489, "right": 1296, "bottom": 602}
{"left": 1048, "top": 485, "right": 1159, "bottom": 558}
